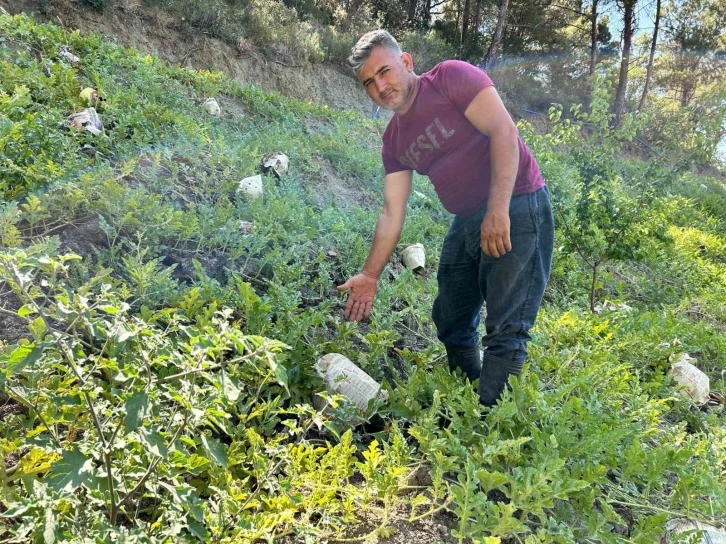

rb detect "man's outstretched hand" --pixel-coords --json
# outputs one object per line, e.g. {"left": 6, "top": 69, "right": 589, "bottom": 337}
{"left": 337, "top": 272, "right": 378, "bottom": 321}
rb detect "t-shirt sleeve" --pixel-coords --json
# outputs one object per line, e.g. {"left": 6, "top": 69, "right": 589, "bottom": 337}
{"left": 434, "top": 60, "right": 494, "bottom": 113}
{"left": 381, "top": 139, "right": 410, "bottom": 175}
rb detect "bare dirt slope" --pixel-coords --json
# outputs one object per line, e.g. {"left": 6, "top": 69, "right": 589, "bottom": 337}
{"left": 0, "top": 0, "right": 383, "bottom": 117}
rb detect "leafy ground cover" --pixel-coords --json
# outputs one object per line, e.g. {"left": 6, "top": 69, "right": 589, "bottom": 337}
{"left": 1, "top": 11, "right": 726, "bottom": 544}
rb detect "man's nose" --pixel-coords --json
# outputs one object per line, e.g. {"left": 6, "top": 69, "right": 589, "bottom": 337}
{"left": 375, "top": 77, "right": 387, "bottom": 93}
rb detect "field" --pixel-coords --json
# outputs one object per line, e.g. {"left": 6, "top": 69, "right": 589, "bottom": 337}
{"left": 1, "top": 11, "right": 725, "bottom": 544}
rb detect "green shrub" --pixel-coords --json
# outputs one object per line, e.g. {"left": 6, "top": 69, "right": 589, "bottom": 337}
{"left": 319, "top": 26, "right": 356, "bottom": 62}
{"left": 399, "top": 29, "right": 456, "bottom": 74}
{"left": 639, "top": 86, "right": 726, "bottom": 167}
{"left": 144, "top": 0, "right": 326, "bottom": 62}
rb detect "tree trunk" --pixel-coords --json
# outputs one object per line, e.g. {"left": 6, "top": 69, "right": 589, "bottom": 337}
{"left": 484, "top": 0, "right": 509, "bottom": 71}
{"left": 613, "top": 0, "right": 636, "bottom": 127}
{"left": 473, "top": 0, "right": 482, "bottom": 33}
{"left": 408, "top": 0, "right": 417, "bottom": 27}
{"left": 455, "top": 0, "right": 462, "bottom": 58}
{"left": 681, "top": 78, "right": 696, "bottom": 107}
{"left": 462, "top": 0, "right": 472, "bottom": 53}
{"left": 590, "top": 264, "right": 598, "bottom": 313}
{"left": 589, "top": 0, "right": 598, "bottom": 78}
{"left": 424, "top": 0, "right": 432, "bottom": 27}
{"left": 637, "top": 0, "right": 660, "bottom": 112}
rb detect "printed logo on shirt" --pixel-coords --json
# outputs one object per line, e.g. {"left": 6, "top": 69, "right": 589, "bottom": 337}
{"left": 397, "top": 117, "right": 455, "bottom": 170}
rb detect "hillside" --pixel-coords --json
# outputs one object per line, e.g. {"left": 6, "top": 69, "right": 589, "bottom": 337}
{"left": 1, "top": 9, "right": 726, "bottom": 544}
{"left": 0, "top": 0, "right": 380, "bottom": 117}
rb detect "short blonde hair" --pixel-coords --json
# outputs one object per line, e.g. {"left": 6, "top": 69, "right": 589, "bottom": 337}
{"left": 348, "top": 30, "right": 402, "bottom": 74}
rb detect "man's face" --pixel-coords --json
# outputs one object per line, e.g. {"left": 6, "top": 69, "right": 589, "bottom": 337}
{"left": 357, "top": 46, "right": 415, "bottom": 112}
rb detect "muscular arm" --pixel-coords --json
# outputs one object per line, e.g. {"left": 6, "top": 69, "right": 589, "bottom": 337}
{"left": 464, "top": 86, "right": 520, "bottom": 257}
{"left": 337, "top": 169, "right": 412, "bottom": 321}
{"left": 362, "top": 169, "right": 413, "bottom": 278}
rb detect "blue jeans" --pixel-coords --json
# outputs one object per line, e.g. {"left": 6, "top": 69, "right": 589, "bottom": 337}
{"left": 432, "top": 186, "right": 554, "bottom": 404}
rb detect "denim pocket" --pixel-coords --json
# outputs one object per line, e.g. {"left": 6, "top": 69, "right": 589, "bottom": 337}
{"left": 509, "top": 190, "right": 538, "bottom": 236}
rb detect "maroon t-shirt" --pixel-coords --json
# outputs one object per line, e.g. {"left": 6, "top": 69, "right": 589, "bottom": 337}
{"left": 381, "top": 60, "right": 545, "bottom": 216}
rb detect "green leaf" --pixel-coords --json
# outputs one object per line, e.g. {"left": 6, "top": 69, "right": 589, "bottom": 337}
{"left": 221, "top": 371, "right": 240, "bottom": 401}
{"left": 7, "top": 343, "right": 44, "bottom": 373}
{"left": 124, "top": 392, "right": 149, "bottom": 434}
{"left": 29, "top": 316, "right": 47, "bottom": 339}
{"left": 476, "top": 469, "right": 508, "bottom": 492}
{"left": 43, "top": 507, "right": 57, "bottom": 544}
{"left": 200, "top": 434, "right": 227, "bottom": 468}
{"left": 386, "top": 403, "right": 415, "bottom": 419}
{"left": 139, "top": 428, "right": 168, "bottom": 458}
{"left": 0, "top": 503, "right": 31, "bottom": 518}
{"left": 17, "top": 304, "right": 34, "bottom": 317}
{"left": 116, "top": 328, "right": 136, "bottom": 343}
{"left": 275, "top": 364, "right": 289, "bottom": 393}
{"left": 186, "top": 515, "right": 209, "bottom": 541}
{"left": 46, "top": 447, "right": 94, "bottom": 493}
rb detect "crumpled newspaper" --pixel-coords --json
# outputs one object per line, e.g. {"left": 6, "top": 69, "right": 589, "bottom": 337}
{"left": 260, "top": 152, "right": 289, "bottom": 178}
{"left": 202, "top": 98, "right": 220, "bottom": 116}
{"left": 669, "top": 353, "right": 710, "bottom": 405}
{"left": 67, "top": 107, "right": 103, "bottom": 136}
{"left": 59, "top": 47, "right": 80, "bottom": 64}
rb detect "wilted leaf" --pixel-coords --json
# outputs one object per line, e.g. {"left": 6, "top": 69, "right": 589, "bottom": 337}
{"left": 116, "top": 328, "right": 136, "bottom": 343}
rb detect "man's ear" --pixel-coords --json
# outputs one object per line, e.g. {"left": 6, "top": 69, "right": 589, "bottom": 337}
{"left": 402, "top": 52, "right": 414, "bottom": 72}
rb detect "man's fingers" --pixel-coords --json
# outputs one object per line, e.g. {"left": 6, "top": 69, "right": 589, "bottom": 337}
{"left": 495, "top": 237, "right": 507, "bottom": 256}
{"left": 344, "top": 296, "right": 355, "bottom": 319}
{"left": 337, "top": 280, "right": 352, "bottom": 292}
{"left": 482, "top": 238, "right": 500, "bottom": 258}
{"left": 481, "top": 238, "right": 490, "bottom": 256}
{"left": 352, "top": 301, "right": 365, "bottom": 322}
{"left": 352, "top": 299, "right": 373, "bottom": 322}
{"left": 482, "top": 233, "right": 512, "bottom": 258}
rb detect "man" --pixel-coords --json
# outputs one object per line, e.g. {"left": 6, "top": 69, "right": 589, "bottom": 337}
{"left": 336, "top": 30, "right": 554, "bottom": 407}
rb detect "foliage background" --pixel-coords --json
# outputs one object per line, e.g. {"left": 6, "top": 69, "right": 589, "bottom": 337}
{"left": 1, "top": 7, "right": 726, "bottom": 544}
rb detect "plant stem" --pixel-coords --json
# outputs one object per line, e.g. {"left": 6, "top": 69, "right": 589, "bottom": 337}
{"left": 117, "top": 414, "right": 188, "bottom": 509}
{"left": 160, "top": 362, "right": 222, "bottom": 383}
{"left": 607, "top": 499, "right": 717, "bottom": 523}
{"left": 408, "top": 500, "right": 451, "bottom": 522}
{"left": 0, "top": 305, "right": 30, "bottom": 321}
{"left": 12, "top": 268, "right": 117, "bottom": 523}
